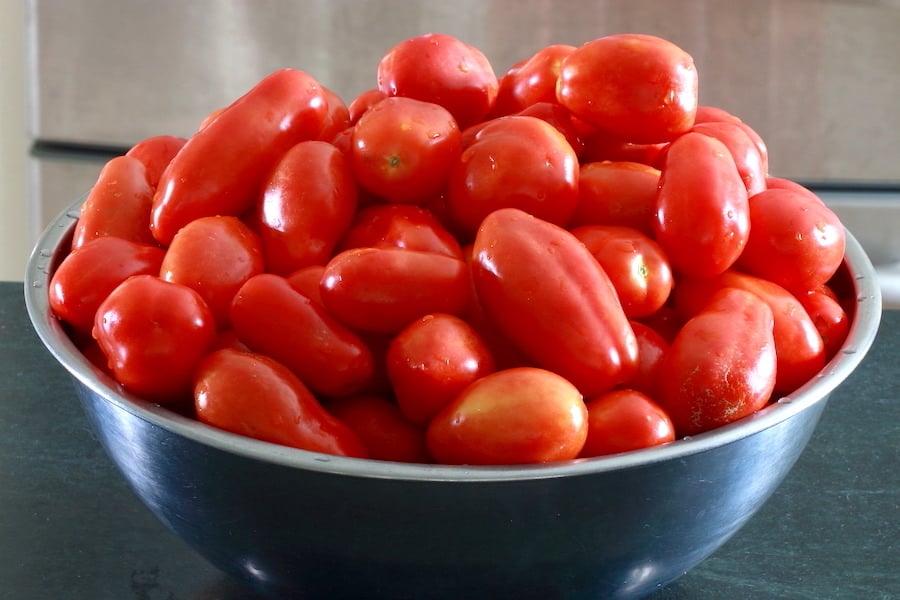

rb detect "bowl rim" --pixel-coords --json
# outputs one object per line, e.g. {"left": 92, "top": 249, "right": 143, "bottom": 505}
{"left": 24, "top": 197, "right": 883, "bottom": 483}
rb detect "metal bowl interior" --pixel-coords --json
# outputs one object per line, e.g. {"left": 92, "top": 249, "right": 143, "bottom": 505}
{"left": 24, "top": 198, "right": 882, "bottom": 599}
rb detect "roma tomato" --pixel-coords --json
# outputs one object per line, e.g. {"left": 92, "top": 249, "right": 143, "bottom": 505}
{"left": 492, "top": 44, "right": 577, "bottom": 116}
{"left": 579, "top": 389, "right": 675, "bottom": 457}
{"left": 571, "top": 225, "right": 674, "bottom": 318}
{"left": 471, "top": 208, "right": 638, "bottom": 397}
{"left": 350, "top": 96, "right": 461, "bottom": 204}
{"left": 316, "top": 85, "right": 352, "bottom": 142}
{"left": 347, "top": 87, "right": 387, "bottom": 124}
{"left": 336, "top": 203, "right": 463, "bottom": 258}
{"left": 620, "top": 320, "right": 670, "bottom": 398}
{"left": 93, "top": 275, "right": 216, "bottom": 404}
{"left": 386, "top": 313, "right": 497, "bottom": 425}
{"left": 426, "top": 367, "right": 588, "bottom": 465}
{"left": 738, "top": 187, "right": 846, "bottom": 294}
{"left": 193, "top": 348, "right": 367, "bottom": 458}
{"left": 798, "top": 287, "right": 850, "bottom": 360}
{"left": 285, "top": 264, "right": 326, "bottom": 305}
{"left": 557, "top": 33, "right": 698, "bottom": 143}
{"left": 655, "top": 131, "right": 750, "bottom": 278}
{"left": 125, "top": 134, "right": 187, "bottom": 188}
{"left": 49, "top": 236, "right": 165, "bottom": 335}
{"left": 673, "top": 270, "right": 826, "bottom": 394}
{"left": 325, "top": 395, "right": 430, "bottom": 463}
{"left": 691, "top": 120, "right": 766, "bottom": 196}
{"left": 159, "top": 215, "right": 265, "bottom": 329}
{"left": 230, "top": 273, "right": 376, "bottom": 398}
{"left": 579, "top": 130, "right": 668, "bottom": 167}
{"left": 377, "top": 33, "right": 498, "bottom": 129}
{"left": 446, "top": 116, "right": 579, "bottom": 238}
{"left": 319, "top": 247, "right": 470, "bottom": 334}
{"left": 151, "top": 68, "right": 328, "bottom": 246}
{"left": 254, "top": 140, "right": 358, "bottom": 274}
{"left": 514, "top": 102, "right": 587, "bottom": 156}
{"left": 570, "top": 161, "right": 661, "bottom": 234}
{"left": 656, "top": 287, "right": 777, "bottom": 436}
{"left": 71, "top": 155, "right": 156, "bottom": 250}
{"left": 694, "top": 106, "right": 769, "bottom": 175}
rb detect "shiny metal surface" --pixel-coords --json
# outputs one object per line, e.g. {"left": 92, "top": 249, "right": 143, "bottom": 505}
{"left": 24, "top": 198, "right": 881, "bottom": 599}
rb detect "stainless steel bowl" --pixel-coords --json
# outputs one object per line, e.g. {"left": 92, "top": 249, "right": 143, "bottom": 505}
{"left": 25, "top": 199, "right": 882, "bottom": 600}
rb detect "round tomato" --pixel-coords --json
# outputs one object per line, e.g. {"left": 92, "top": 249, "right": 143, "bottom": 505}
{"left": 580, "top": 389, "right": 675, "bottom": 457}
{"left": 557, "top": 33, "right": 698, "bottom": 143}
{"left": 492, "top": 44, "right": 576, "bottom": 116}
{"left": 426, "top": 367, "right": 588, "bottom": 465}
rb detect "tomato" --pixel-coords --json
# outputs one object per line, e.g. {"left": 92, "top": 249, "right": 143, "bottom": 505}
{"left": 492, "top": 44, "right": 576, "bottom": 116}
{"left": 620, "top": 321, "right": 670, "bottom": 398}
{"left": 426, "top": 367, "right": 588, "bottom": 465}
{"left": 691, "top": 120, "right": 766, "bottom": 196}
{"left": 230, "top": 273, "right": 376, "bottom": 398}
{"left": 694, "top": 106, "right": 769, "bottom": 175}
{"left": 336, "top": 203, "right": 463, "bottom": 258}
{"left": 655, "top": 131, "right": 750, "bottom": 278}
{"left": 571, "top": 225, "right": 674, "bottom": 318}
{"left": 738, "top": 187, "right": 846, "bottom": 294}
{"left": 579, "top": 130, "right": 668, "bottom": 166}
{"left": 656, "top": 287, "right": 777, "bottom": 436}
{"left": 71, "top": 155, "right": 157, "bottom": 250}
{"left": 799, "top": 287, "right": 850, "bottom": 360}
{"left": 93, "top": 275, "right": 216, "bottom": 404}
{"left": 49, "top": 237, "right": 166, "bottom": 335}
{"left": 194, "top": 348, "right": 367, "bottom": 458}
{"left": 159, "top": 215, "right": 265, "bottom": 329}
{"left": 325, "top": 395, "right": 430, "bottom": 463}
{"left": 347, "top": 87, "right": 387, "bottom": 124}
{"left": 570, "top": 161, "right": 661, "bottom": 235}
{"left": 254, "top": 140, "right": 358, "bottom": 274}
{"left": 377, "top": 33, "right": 499, "bottom": 129}
{"left": 151, "top": 68, "right": 328, "bottom": 246}
{"left": 350, "top": 96, "right": 461, "bottom": 204}
{"left": 579, "top": 389, "right": 675, "bottom": 457}
{"left": 386, "top": 313, "right": 497, "bottom": 426}
{"left": 764, "top": 176, "right": 824, "bottom": 203}
{"left": 320, "top": 247, "right": 469, "bottom": 334}
{"left": 514, "top": 102, "right": 586, "bottom": 156}
{"left": 285, "top": 265, "right": 326, "bottom": 305}
{"left": 316, "top": 85, "right": 351, "bottom": 142}
{"left": 446, "top": 116, "right": 579, "bottom": 238}
{"left": 673, "top": 270, "right": 826, "bottom": 394}
{"left": 471, "top": 208, "right": 638, "bottom": 397}
{"left": 557, "top": 33, "right": 698, "bottom": 143}
{"left": 125, "top": 135, "right": 187, "bottom": 188}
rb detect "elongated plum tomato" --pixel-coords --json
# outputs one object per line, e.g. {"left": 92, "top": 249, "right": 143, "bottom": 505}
{"left": 579, "top": 389, "right": 675, "bottom": 457}
{"left": 471, "top": 208, "right": 638, "bottom": 397}
{"left": 426, "top": 367, "right": 588, "bottom": 465}
{"left": 193, "top": 348, "right": 368, "bottom": 458}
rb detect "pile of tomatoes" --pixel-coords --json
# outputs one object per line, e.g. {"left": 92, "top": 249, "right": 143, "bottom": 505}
{"left": 48, "top": 32, "right": 851, "bottom": 465}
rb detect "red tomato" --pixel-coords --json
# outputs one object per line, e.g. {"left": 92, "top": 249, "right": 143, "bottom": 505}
{"left": 386, "top": 313, "right": 497, "bottom": 426}
{"left": 71, "top": 155, "right": 156, "bottom": 250}
{"left": 738, "top": 188, "right": 846, "bottom": 294}
{"left": 694, "top": 106, "right": 769, "bottom": 175}
{"left": 426, "top": 367, "right": 588, "bottom": 465}
{"left": 350, "top": 96, "right": 461, "bottom": 204}
{"left": 571, "top": 225, "right": 674, "bottom": 318}
{"left": 159, "top": 215, "right": 265, "bottom": 329}
{"left": 325, "top": 395, "right": 430, "bottom": 463}
{"left": 514, "top": 102, "right": 586, "bottom": 156}
{"left": 620, "top": 321, "right": 670, "bottom": 398}
{"left": 347, "top": 87, "right": 387, "bottom": 124}
{"left": 49, "top": 237, "right": 166, "bottom": 335}
{"left": 492, "top": 44, "right": 577, "bottom": 115}
{"left": 230, "top": 273, "right": 376, "bottom": 398}
{"left": 579, "top": 389, "right": 675, "bottom": 457}
{"left": 316, "top": 85, "right": 351, "bottom": 142}
{"left": 125, "top": 135, "right": 187, "bottom": 188}
{"left": 446, "top": 116, "right": 579, "bottom": 238}
{"left": 655, "top": 131, "right": 750, "bottom": 278}
{"left": 656, "top": 288, "right": 777, "bottom": 436}
{"left": 799, "top": 288, "right": 850, "bottom": 360}
{"left": 764, "top": 176, "right": 825, "bottom": 204}
{"left": 579, "top": 130, "right": 668, "bottom": 166}
{"left": 93, "top": 275, "right": 216, "bottom": 404}
{"left": 673, "top": 270, "right": 826, "bottom": 394}
{"left": 194, "top": 348, "right": 367, "bottom": 458}
{"left": 254, "top": 140, "right": 358, "bottom": 274}
{"left": 336, "top": 203, "right": 463, "bottom": 258}
{"left": 377, "top": 33, "right": 499, "bottom": 129}
{"left": 319, "top": 247, "right": 470, "bottom": 334}
{"left": 570, "top": 161, "right": 661, "bottom": 235}
{"left": 151, "top": 68, "right": 328, "bottom": 246}
{"left": 557, "top": 33, "right": 698, "bottom": 143}
{"left": 471, "top": 208, "right": 638, "bottom": 397}
{"left": 285, "top": 265, "right": 326, "bottom": 305}
{"left": 691, "top": 120, "right": 766, "bottom": 196}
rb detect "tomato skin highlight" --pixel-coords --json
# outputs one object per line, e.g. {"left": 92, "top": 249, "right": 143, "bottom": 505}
{"left": 426, "top": 367, "right": 588, "bottom": 465}
{"left": 656, "top": 288, "right": 777, "bottom": 436}
{"left": 194, "top": 348, "right": 368, "bottom": 458}
{"left": 151, "top": 68, "right": 328, "bottom": 246}
{"left": 471, "top": 208, "right": 638, "bottom": 398}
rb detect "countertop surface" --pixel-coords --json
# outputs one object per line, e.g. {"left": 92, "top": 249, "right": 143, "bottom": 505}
{"left": 1, "top": 281, "right": 898, "bottom": 600}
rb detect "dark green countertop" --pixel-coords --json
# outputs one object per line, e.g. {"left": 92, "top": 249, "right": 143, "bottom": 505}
{"left": 1, "top": 281, "right": 898, "bottom": 599}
